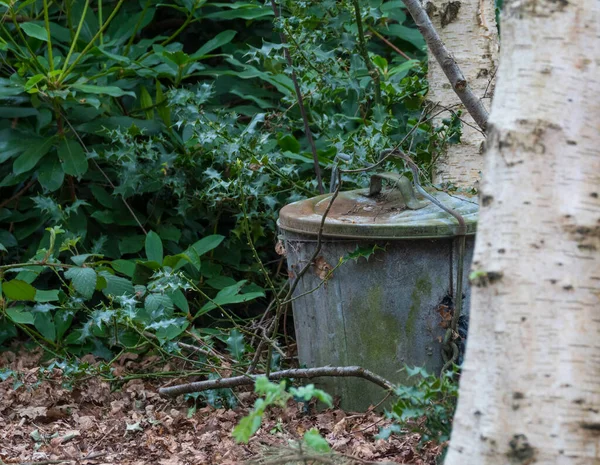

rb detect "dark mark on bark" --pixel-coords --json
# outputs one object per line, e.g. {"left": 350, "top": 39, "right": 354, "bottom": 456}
{"left": 507, "top": 434, "right": 536, "bottom": 463}
{"left": 440, "top": 1, "right": 461, "bottom": 27}
{"left": 482, "top": 195, "right": 494, "bottom": 206}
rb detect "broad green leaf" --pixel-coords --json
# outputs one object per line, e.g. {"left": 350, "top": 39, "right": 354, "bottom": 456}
{"left": 71, "top": 84, "right": 136, "bottom": 98}
{"left": 205, "top": 6, "right": 272, "bottom": 20}
{"left": 206, "top": 276, "right": 237, "bottom": 290}
{"left": 25, "top": 74, "right": 46, "bottom": 91}
{"left": 96, "top": 46, "right": 131, "bottom": 64}
{"left": 13, "top": 138, "right": 54, "bottom": 175}
{"left": 100, "top": 272, "right": 135, "bottom": 297}
{"left": 64, "top": 267, "right": 97, "bottom": 299}
{"left": 226, "top": 329, "right": 245, "bottom": 359}
{"left": 189, "top": 235, "right": 224, "bottom": 258}
{"left": 21, "top": 22, "right": 48, "bottom": 42}
{"left": 119, "top": 235, "right": 145, "bottom": 254}
{"left": 139, "top": 86, "right": 154, "bottom": 120}
{"left": 111, "top": 259, "right": 136, "bottom": 278}
{"left": 144, "top": 293, "right": 174, "bottom": 314}
{"left": 6, "top": 307, "right": 35, "bottom": 324}
{"left": 303, "top": 429, "right": 331, "bottom": 453}
{"left": 37, "top": 154, "right": 64, "bottom": 192}
{"left": 196, "top": 280, "right": 264, "bottom": 316}
{"left": 190, "top": 30, "right": 237, "bottom": 60}
{"left": 169, "top": 289, "right": 189, "bottom": 313}
{"left": 34, "top": 289, "right": 60, "bottom": 302}
{"left": 277, "top": 134, "right": 300, "bottom": 153}
{"left": 3, "top": 279, "right": 36, "bottom": 301}
{"left": 155, "top": 82, "right": 171, "bottom": 127}
{"left": 34, "top": 312, "right": 55, "bottom": 341}
{"left": 0, "top": 319, "right": 18, "bottom": 345}
{"left": 71, "top": 254, "right": 101, "bottom": 266}
{"left": 163, "top": 253, "right": 190, "bottom": 270}
{"left": 0, "top": 107, "right": 39, "bottom": 118}
{"left": 384, "top": 24, "right": 426, "bottom": 49}
{"left": 54, "top": 309, "right": 74, "bottom": 340}
{"left": 57, "top": 139, "right": 88, "bottom": 177}
{"left": 145, "top": 231, "right": 163, "bottom": 263}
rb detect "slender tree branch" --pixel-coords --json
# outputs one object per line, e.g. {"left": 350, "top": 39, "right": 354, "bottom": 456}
{"left": 401, "top": 0, "right": 489, "bottom": 131}
{"left": 269, "top": 0, "right": 324, "bottom": 194}
{"left": 159, "top": 366, "right": 394, "bottom": 397}
{"left": 0, "top": 179, "right": 36, "bottom": 209}
{"left": 352, "top": 0, "right": 381, "bottom": 105}
{"left": 368, "top": 26, "right": 411, "bottom": 60}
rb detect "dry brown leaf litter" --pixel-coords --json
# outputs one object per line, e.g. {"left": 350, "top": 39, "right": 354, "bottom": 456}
{"left": 0, "top": 349, "right": 441, "bottom": 465}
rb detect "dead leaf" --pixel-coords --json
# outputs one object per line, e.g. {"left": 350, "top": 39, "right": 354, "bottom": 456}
{"left": 313, "top": 256, "right": 333, "bottom": 280}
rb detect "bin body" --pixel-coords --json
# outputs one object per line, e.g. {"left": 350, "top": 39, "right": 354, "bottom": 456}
{"left": 278, "top": 181, "right": 478, "bottom": 411}
{"left": 282, "top": 233, "right": 474, "bottom": 411}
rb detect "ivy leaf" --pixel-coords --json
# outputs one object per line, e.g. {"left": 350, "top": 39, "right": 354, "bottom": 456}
{"left": 303, "top": 429, "right": 330, "bottom": 453}
{"left": 226, "top": 328, "right": 245, "bottom": 359}
{"left": 57, "top": 139, "right": 88, "bottom": 177}
{"left": 145, "top": 231, "right": 163, "bottom": 264}
{"left": 3, "top": 280, "right": 36, "bottom": 301}
{"left": 64, "top": 267, "right": 97, "bottom": 299}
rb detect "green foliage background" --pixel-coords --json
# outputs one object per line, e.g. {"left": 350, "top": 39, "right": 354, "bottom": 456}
{"left": 0, "top": 0, "right": 460, "bottom": 373}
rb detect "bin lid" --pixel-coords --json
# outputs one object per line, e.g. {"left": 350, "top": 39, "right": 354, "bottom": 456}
{"left": 278, "top": 173, "right": 479, "bottom": 239}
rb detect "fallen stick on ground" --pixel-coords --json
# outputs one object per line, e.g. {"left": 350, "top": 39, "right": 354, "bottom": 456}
{"left": 159, "top": 366, "right": 395, "bottom": 397}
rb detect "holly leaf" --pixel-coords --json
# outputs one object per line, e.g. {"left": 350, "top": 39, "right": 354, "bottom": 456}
{"left": 226, "top": 328, "right": 245, "bottom": 359}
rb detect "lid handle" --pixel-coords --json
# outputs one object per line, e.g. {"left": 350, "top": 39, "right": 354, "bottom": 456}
{"left": 368, "top": 172, "right": 428, "bottom": 210}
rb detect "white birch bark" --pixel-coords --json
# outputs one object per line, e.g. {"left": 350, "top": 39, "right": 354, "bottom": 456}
{"left": 426, "top": 0, "right": 498, "bottom": 187}
{"left": 445, "top": 1, "right": 600, "bottom": 464}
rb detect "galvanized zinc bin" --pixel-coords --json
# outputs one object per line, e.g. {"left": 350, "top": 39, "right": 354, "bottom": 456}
{"left": 278, "top": 173, "right": 478, "bottom": 411}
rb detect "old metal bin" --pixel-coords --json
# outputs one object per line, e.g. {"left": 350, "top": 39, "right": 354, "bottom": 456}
{"left": 278, "top": 173, "right": 478, "bottom": 411}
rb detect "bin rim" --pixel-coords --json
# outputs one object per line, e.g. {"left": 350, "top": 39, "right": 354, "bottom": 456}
{"left": 277, "top": 187, "right": 479, "bottom": 240}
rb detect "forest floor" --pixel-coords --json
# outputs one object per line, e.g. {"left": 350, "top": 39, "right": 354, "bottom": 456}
{"left": 0, "top": 348, "right": 441, "bottom": 465}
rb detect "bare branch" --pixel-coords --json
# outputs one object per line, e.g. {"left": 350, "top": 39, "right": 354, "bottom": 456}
{"left": 159, "top": 366, "right": 394, "bottom": 397}
{"left": 269, "top": 0, "right": 324, "bottom": 194}
{"left": 402, "top": 0, "right": 489, "bottom": 131}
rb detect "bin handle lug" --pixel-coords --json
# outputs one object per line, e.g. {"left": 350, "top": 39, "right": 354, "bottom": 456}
{"left": 368, "top": 172, "right": 428, "bottom": 210}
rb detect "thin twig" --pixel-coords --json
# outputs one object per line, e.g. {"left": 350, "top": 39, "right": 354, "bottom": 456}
{"left": 58, "top": 110, "right": 148, "bottom": 235}
{"left": 368, "top": 25, "right": 411, "bottom": 60}
{"left": 159, "top": 365, "right": 394, "bottom": 397}
{"left": 269, "top": 0, "right": 324, "bottom": 194}
{"left": 0, "top": 179, "right": 36, "bottom": 209}
{"left": 402, "top": 0, "right": 489, "bottom": 131}
{"left": 352, "top": 0, "right": 381, "bottom": 104}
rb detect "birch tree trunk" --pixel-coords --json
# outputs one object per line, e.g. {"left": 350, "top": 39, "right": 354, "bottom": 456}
{"left": 445, "top": 1, "right": 600, "bottom": 464}
{"left": 426, "top": 0, "right": 498, "bottom": 188}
